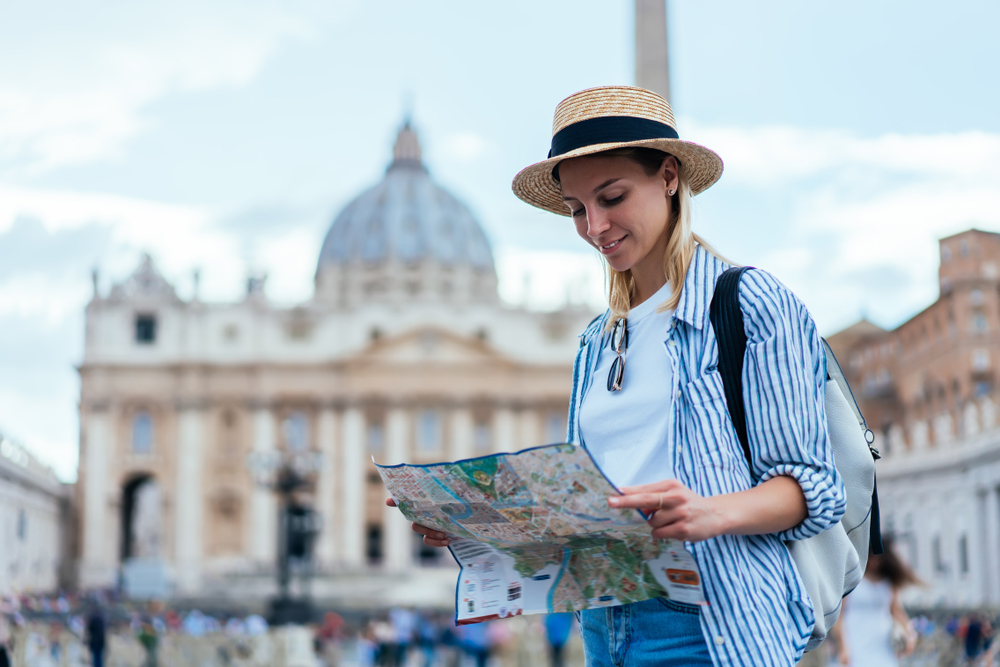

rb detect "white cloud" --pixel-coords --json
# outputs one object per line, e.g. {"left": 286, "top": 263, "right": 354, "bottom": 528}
{"left": 441, "top": 131, "right": 491, "bottom": 162}
{"left": 686, "top": 121, "right": 1000, "bottom": 188}
{"left": 683, "top": 118, "right": 1000, "bottom": 332}
{"left": 0, "top": 1, "right": 340, "bottom": 174}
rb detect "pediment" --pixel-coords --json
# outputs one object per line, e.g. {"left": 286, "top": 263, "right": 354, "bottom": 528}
{"left": 351, "top": 327, "right": 512, "bottom": 368}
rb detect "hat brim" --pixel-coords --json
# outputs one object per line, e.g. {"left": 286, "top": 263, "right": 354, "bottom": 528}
{"left": 511, "top": 138, "right": 724, "bottom": 216}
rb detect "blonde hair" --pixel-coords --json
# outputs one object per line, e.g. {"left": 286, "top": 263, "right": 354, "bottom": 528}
{"left": 597, "top": 148, "right": 726, "bottom": 330}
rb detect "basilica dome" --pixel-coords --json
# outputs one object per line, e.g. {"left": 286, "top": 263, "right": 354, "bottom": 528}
{"left": 315, "top": 123, "right": 498, "bottom": 306}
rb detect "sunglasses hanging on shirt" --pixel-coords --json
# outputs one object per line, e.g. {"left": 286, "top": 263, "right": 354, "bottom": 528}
{"left": 607, "top": 318, "right": 629, "bottom": 391}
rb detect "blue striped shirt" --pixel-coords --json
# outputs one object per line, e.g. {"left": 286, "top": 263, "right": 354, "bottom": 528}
{"left": 567, "top": 246, "right": 846, "bottom": 666}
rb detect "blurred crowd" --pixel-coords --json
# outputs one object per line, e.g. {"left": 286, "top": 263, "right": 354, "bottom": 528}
{"left": 798, "top": 610, "right": 1000, "bottom": 667}
{"left": 0, "top": 590, "right": 581, "bottom": 667}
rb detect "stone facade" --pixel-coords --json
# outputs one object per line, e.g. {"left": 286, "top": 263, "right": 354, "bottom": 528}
{"left": 75, "top": 125, "right": 595, "bottom": 605}
{"left": 828, "top": 229, "right": 1000, "bottom": 606}
{"left": 0, "top": 433, "right": 70, "bottom": 596}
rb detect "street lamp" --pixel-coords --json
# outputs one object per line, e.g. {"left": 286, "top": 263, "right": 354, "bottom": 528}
{"left": 246, "top": 448, "right": 323, "bottom": 625}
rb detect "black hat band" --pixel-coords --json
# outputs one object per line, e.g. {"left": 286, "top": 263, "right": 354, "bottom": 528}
{"left": 548, "top": 116, "right": 680, "bottom": 159}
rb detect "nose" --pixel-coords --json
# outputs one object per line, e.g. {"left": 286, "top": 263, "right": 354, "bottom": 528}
{"left": 586, "top": 208, "right": 611, "bottom": 239}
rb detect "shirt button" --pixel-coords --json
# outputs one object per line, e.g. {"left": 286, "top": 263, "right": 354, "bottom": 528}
{"left": 667, "top": 339, "right": 678, "bottom": 347}
{"left": 715, "top": 636, "right": 725, "bottom": 646}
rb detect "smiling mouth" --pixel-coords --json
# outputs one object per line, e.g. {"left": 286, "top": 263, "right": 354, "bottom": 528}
{"left": 598, "top": 236, "right": 626, "bottom": 252}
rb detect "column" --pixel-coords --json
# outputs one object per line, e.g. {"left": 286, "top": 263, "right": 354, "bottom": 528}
{"left": 80, "top": 408, "right": 115, "bottom": 587}
{"left": 249, "top": 407, "right": 278, "bottom": 564}
{"left": 174, "top": 406, "right": 205, "bottom": 593}
{"left": 340, "top": 407, "right": 365, "bottom": 568}
{"left": 635, "top": 0, "right": 671, "bottom": 102}
{"left": 451, "top": 407, "right": 474, "bottom": 460}
{"left": 493, "top": 408, "right": 516, "bottom": 453}
{"left": 985, "top": 486, "right": 1000, "bottom": 605}
{"left": 315, "top": 408, "right": 338, "bottom": 567}
{"left": 384, "top": 408, "right": 412, "bottom": 571}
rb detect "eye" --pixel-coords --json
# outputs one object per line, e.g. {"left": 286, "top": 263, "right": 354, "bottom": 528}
{"left": 602, "top": 194, "right": 625, "bottom": 207}
{"left": 571, "top": 208, "right": 585, "bottom": 218}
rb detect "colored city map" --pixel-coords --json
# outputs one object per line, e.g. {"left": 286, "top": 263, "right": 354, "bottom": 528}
{"left": 377, "top": 443, "right": 705, "bottom": 624}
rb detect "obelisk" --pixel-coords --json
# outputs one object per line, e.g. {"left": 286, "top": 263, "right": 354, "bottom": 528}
{"left": 634, "top": 0, "right": 671, "bottom": 103}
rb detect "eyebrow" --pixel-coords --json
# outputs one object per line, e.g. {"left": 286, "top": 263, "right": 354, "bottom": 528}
{"left": 561, "top": 178, "right": 624, "bottom": 202}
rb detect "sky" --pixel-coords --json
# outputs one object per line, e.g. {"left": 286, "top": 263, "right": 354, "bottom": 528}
{"left": 1, "top": 0, "right": 999, "bottom": 481}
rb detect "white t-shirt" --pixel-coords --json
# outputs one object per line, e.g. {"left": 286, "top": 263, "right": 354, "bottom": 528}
{"left": 579, "top": 280, "right": 676, "bottom": 489}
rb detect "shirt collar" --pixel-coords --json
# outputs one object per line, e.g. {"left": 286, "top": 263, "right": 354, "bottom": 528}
{"left": 579, "top": 244, "right": 731, "bottom": 342}
{"left": 673, "top": 244, "right": 732, "bottom": 330}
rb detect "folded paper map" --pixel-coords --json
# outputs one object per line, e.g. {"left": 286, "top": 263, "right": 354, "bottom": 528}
{"left": 376, "top": 443, "right": 705, "bottom": 624}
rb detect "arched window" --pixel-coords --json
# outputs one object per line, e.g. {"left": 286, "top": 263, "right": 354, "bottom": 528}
{"left": 132, "top": 412, "right": 153, "bottom": 454}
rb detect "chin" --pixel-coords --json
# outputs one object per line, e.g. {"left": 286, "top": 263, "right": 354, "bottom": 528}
{"left": 606, "top": 256, "right": 636, "bottom": 273}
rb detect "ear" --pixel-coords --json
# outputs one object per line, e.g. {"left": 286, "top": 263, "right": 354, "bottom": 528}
{"left": 661, "top": 155, "right": 680, "bottom": 196}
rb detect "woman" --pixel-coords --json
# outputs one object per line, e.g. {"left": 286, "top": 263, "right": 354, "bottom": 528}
{"left": 833, "top": 538, "right": 919, "bottom": 666}
{"left": 391, "top": 86, "right": 846, "bottom": 666}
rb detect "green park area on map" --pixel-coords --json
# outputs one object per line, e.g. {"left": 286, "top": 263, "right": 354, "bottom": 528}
{"left": 377, "top": 443, "right": 705, "bottom": 623}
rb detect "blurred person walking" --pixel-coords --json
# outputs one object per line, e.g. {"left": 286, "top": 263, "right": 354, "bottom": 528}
{"left": 316, "top": 611, "right": 344, "bottom": 666}
{"left": 397, "top": 85, "right": 850, "bottom": 666}
{"left": 545, "top": 613, "right": 573, "bottom": 667}
{"left": 85, "top": 605, "right": 107, "bottom": 667}
{"left": 832, "top": 537, "right": 919, "bottom": 666}
{"left": 962, "top": 613, "right": 992, "bottom": 665}
{"left": 388, "top": 607, "right": 416, "bottom": 666}
{"left": 372, "top": 617, "right": 395, "bottom": 666}
{"left": 457, "top": 621, "right": 491, "bottom": 667}
{"left": 138, "top": 617, "right": 159, "bottom": 667}
{"left": 0, "top": 601, "right": 11, "bottom": 667}
{"left": 416, "top": 612, "right": 440, "bottom": 667}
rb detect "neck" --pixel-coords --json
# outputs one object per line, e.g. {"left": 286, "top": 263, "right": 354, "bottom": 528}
{"left": 629, "top": 235, "right": 670, "bottom": 308}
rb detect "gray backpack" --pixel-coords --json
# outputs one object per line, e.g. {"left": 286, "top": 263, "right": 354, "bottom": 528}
{"left": 710, "top": 266, "right": 882, "bottom": 651}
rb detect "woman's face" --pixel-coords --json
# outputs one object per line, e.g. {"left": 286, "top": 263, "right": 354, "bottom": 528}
{"left": 558, "top": 154, "right": 678, "bottom": 274}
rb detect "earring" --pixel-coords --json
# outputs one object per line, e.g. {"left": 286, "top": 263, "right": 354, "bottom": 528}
{"left": 668, "top": 188, "right": 676, "bottom": 196}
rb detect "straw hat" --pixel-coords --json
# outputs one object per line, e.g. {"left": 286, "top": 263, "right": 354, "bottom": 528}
{"left": 511, "top": 85, "right": 723, "bottom": 216}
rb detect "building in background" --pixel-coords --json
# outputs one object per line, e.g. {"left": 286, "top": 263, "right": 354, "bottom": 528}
{"left": 75, "top": 124, "right": 595, "bottom": 607}
{"left": 829, "top": 228, "right": 1000, "bottom": 608}
{"left": 0, "top": 432, "right": 71, "bottom": 597}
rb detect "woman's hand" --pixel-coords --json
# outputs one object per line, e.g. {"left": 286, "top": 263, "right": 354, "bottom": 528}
{"left": 608, "top": 475, "right": 808, "bottom": 541}
{"left": 609, "top": 480, "right": 727, "bottom": 542}
{"left": 384, "top": 496, "right": 451, "bottom": 547}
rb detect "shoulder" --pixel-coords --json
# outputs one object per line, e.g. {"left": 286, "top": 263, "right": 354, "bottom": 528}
{"left": 736, "top": 268, "right": 817, "bottom": 337}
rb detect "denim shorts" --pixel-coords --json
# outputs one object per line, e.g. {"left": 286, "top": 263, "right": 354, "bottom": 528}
{"left": 578, "top": 598, "right": 713, "bottom": 667}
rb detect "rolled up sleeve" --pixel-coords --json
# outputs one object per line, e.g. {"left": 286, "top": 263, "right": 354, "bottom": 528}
{"left": 739, "top": 270, "right": 846, "bottom": 541}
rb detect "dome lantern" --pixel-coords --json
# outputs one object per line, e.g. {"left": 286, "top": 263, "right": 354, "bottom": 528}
{"left": 390, "top": 122, "right": 423, "bottom": 169}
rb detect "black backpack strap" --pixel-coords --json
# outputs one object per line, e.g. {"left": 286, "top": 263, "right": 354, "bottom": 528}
{"left": 709, "top": 266, "right": 754, "bottom": 473}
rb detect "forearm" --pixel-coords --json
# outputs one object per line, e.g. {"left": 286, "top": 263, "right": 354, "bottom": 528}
{"left": 711, "top": 475, "right": 807, "bottom": 536}
{"left": 890, "top": 596, "right": 911, "bottom": 629}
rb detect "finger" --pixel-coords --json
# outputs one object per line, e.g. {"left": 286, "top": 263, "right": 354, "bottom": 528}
{"left": 410, "top": 522, "right": 449, "bottom": 542}
{"left": 423, "top": 536, "right": 451, "bottom": 548}
{"left": 651, "top": 523, "right": 695, "bottom": 542}
{"left": 647, "top": 508, "right": 688, "bottom": 529}
{"left": 609, "top": 492, "right": 684, "bottom": 510}
{"left": 385, "top": 497, "right": 397, "bottom": 507}
{"left": 619, "top": 479, "right": 681, "bottom": 495}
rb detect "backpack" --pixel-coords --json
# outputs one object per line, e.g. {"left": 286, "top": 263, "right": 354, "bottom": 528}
{"left": 710, "top": 266, "right": 883, "bottom": 651}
